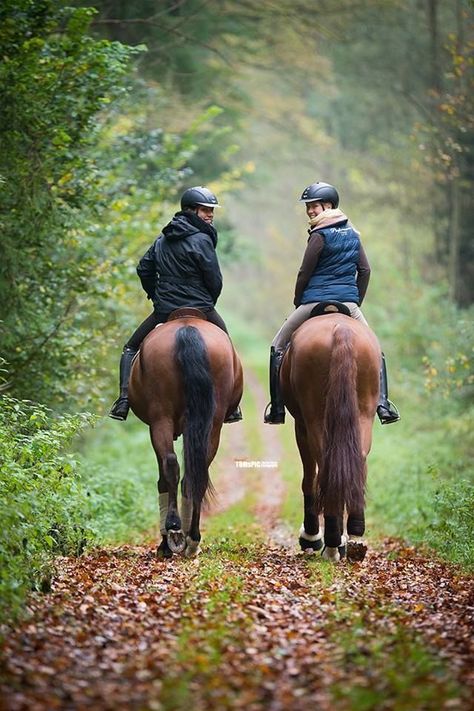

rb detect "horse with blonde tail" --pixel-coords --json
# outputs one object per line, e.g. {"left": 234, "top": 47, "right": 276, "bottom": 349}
{"left": 280, "top": 310, "right": 380, "bottom": 562}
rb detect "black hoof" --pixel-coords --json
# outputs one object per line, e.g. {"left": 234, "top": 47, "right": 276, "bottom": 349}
{"left": 347, "top": 540, "right": 368, "bottom": 562}
{"left": 157, "top": 537, "right": 173, "bottom": 559}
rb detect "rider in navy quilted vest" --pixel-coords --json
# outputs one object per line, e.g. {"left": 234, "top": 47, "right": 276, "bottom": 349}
{"left": 264, "top": 181, "right": 400, "bottom": 426}
{"left": 300, "top": 221, "right": 361, "bottom": 305}
{"left": 109, "top": 187, "right": 242, "bottom": 424}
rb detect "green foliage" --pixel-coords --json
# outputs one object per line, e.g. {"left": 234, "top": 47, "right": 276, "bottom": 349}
{"left": 428, "top": 478, "right": 474, "bottom": 568}
{"left": 422, "top": 317, "right": 474, "bottom": 402}
{"left": 0, "top": 3, "right": 228, "bottom": 410}
{"left": 0, "top": 395, "right": 95, "bottom": 620}
{"left": 0, "top": 0, "right": 138, "bottom": 406}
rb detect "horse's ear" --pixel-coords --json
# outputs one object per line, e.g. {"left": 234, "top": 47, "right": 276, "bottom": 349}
{"left": 310, "top": 301, "right": 351, "bottom": 318}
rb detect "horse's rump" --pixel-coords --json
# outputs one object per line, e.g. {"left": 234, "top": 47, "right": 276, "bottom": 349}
{"left": 129, "top": 317, "right": 243, "bottom": 430}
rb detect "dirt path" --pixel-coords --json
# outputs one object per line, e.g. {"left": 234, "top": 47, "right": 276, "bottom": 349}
{"left": 1, "top": 374, "right": 473, "bottom": 710}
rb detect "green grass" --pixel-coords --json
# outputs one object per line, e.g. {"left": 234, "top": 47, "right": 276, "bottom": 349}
{"left": 78, "top": 414, "right": 161, "bottom": 545}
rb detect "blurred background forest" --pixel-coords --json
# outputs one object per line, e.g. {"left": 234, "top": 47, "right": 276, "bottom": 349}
{"left": 1, "top": 0, "right": 473, "bottom": 616}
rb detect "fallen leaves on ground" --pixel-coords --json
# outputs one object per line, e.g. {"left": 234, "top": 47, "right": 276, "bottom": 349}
{"left": 0, "top": 535, "right": 473, "bottom": 711}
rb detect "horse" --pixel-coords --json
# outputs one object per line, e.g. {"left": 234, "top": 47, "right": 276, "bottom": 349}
{"left": 128, "top": 308, "right": 243, "bottom": 558}
{"left": 280, "top": 306, "right": 380, "bottom": 562}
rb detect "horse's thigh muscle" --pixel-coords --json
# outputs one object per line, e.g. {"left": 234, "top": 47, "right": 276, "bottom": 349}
{"left": 359, "top": 416, "right": 374, "bottom": 458}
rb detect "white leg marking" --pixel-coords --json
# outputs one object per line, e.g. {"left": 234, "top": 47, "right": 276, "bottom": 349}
{"left": 299, "top": 524, "right": 323, "bottom": 542}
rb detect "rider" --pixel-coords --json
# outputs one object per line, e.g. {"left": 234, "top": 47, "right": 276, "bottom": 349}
{"left": 264, "top": 181, "right": 400, "bottom": 426}
{"left": 109, "top": 186, "right": 242, "bottom": 423}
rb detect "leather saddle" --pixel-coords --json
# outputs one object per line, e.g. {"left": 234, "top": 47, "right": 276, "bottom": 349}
{"left": 310, "top": 301, "right": 351, "bottom": 318}
{"left": 167, "top": 307, "right": 208, "bottom": 321}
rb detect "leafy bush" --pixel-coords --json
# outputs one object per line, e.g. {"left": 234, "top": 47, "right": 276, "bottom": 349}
{"left": 0, "top": 396, "right": 95, "bottom": 621}
{"left": 427, "top": 478, "right": 474, "bottom": 569}
{"left": 0, "top": 1, "right": 138, "bottom": 408}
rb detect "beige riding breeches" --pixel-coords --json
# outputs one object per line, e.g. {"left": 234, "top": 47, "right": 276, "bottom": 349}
{"left": 272, "top": 302, "right": 368, "bottom": 351}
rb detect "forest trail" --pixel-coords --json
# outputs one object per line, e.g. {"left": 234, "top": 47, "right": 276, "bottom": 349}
{"left": 1, "top": 373, "right": 473, "bottom": 711}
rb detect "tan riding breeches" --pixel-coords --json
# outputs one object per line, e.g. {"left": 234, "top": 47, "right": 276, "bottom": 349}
{"left": 272, "top": 302, "right": 369, "bottom": 351}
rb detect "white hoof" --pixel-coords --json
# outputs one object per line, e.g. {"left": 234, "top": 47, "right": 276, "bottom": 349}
{"left": 167, "top": 529, "right": 186, "bottom": 554}
{"left": 184, "top": 536, "right": 201, "bottom": 558}
{"left": 321, "top": 535, "right": 347, "bottom": 563}
{"left": 321, "top": 546, "right": 341, "bottom": 562}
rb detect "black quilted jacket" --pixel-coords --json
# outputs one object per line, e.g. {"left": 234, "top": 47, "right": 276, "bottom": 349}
{"left": 136, "top": 211, "right": 223, "bottom": 313}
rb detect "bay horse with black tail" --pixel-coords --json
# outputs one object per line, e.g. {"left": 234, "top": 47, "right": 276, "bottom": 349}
{"left": 280, "top": 307, "right": 380, "bottom": 562}
{"left": 128, "top": 308, "right": 243, "bottom": 558}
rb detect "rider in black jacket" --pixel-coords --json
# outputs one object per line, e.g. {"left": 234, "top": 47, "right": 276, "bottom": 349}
{"left": 109, "top": 186, "right": 242, "bottom": 423}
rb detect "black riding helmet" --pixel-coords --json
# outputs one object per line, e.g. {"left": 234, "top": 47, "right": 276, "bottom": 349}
{"left": 180, "top": 186, "right": 220, "bottom": 210}
{"left": 300, "top": 182, "right": 339, "bottom": 208}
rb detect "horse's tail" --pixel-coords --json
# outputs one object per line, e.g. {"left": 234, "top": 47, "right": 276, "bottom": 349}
{"left": 175, "top": 325, "right": 215, "bottom": 506}
{"left": 317, "top": 325, "right": 365, "bottom": 516}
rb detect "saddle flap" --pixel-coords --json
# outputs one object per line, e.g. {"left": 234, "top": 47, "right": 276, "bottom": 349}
{"left": 310, "top": 301, "right": 351, "bottom": 318}
{"left": 167, "top": 307, "right": 208, "bottom": 321}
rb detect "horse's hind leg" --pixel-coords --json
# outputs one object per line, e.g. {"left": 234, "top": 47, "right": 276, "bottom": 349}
{"left": 296, "top": 420, "right": 323, "bottom": 553}
{"left": 346, "top": 458, "right": 368, "bottom": 562}
{"left": 185, "top": 502, "right": 202, "bottom": 558}
{"left": 322, "top": 513, "right": 346, "bottom": 562}
{"left": 183, "top": 425, "right": 220, "bottom": 558}
{"left": 151, "top": 425, "right": 186, "bottom": 556}
{"left": 346, "top": 510, "right": 367, "bottom": 562}
{"left": 346, "top": 421, "right": 372, "bottom": 562}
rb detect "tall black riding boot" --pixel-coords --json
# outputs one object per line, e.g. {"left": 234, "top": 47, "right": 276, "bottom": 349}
{"left": 264, "top": 347, "right": 286, "bottom": 424}
{"left": 109, "top": 347, "right": 138, "bottom": 421}
{"left": 377, "top": 353, "right": 400, "bottom": 425}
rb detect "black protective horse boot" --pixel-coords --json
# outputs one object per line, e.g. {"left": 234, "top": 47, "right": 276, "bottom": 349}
{"left": 377, "top": 353, "right": 400, "bottom": 425}
{"left": 264, "top": 347, "right": 286, "bottom": 424}
{"left": 109, "top": 347, "right": 138, "bottom": 421}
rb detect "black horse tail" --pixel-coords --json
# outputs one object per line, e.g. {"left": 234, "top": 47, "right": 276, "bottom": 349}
{"left": 175, "top": 325, "right": 215, "bottom": 506}
{"left": 317, "top": 325, "right": 365, "bottom": 517}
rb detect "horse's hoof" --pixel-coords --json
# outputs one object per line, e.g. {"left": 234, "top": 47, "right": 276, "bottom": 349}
{"left": 321, "top": 546, "right": 341, "bottom": 562}
{"left": 156, "top": 538, "right": 173, "bottom": 559}
{"left": 321, "top": 536, "right": 347, "bottom": 563}
{"left": 167, "top": 529, "right": 186, "bottom": 554}
{"left": 347, "top": 539, "right": 368, "bottom": 562}
{"left": 184, "top": 537, "right": 201, "bottom": 558}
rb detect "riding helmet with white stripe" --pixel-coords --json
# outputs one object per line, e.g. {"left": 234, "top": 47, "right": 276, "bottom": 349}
{"left": 180, "top": 186, "right": 220, "bottom": 210}
{"left": 299, "top": 182, "right": 339, "bottom": 208}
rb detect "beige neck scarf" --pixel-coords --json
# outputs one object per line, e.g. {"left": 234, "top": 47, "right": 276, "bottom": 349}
{"left": 309, "top": 208, "right": 346, "bottom": 230}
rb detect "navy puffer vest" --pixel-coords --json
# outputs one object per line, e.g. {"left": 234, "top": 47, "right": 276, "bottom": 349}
{"left": 300, "top": 221, "right": 361, "bottom": 305}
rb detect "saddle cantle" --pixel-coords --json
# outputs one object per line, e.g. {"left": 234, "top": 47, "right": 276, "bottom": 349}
{"left": 167, "top": 307, "right": 208, "bottom": 321}
{"left": 310, "top": 301, "right": 351, "bottom": 318}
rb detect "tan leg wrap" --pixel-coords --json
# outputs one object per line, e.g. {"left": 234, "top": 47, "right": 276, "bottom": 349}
{"left": 180, "top": 496, "right": 193, "bottom": 535}
{"left": 159, "top": 492, "right": 169, "bottom": 535}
